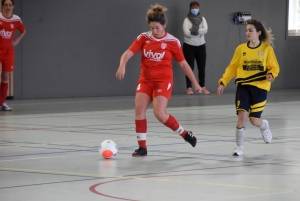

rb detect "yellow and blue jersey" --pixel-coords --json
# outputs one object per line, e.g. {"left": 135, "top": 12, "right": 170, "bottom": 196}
{"left": 218, "top": 42, "right": 280, "bottom": 91}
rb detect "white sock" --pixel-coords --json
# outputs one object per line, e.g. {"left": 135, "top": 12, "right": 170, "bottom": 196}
{"left": 259, "top": 119, "right": 269, "bottom": 130}
{"left": 175, "top": 125, "right": 184, "bottom": 135}
{"left": 236, "top": 127, "right": 245, "bottom": 146}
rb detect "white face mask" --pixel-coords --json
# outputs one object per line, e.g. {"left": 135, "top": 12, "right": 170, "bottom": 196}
{"left": 191, "top": 8, "right": 199, "bottom": 16}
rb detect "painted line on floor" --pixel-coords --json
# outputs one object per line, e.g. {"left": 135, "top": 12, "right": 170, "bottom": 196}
{"left": 0, "top": 166, "right": 298, "bottom": 194}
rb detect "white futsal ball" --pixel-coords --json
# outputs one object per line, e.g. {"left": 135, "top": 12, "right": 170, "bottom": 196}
{"left": 99, "top": 140, "right": 118, "bottom": 159}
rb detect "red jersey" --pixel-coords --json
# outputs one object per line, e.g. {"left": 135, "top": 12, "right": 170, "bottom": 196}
{"left": 0, "top": 13, "right": 25, "bottom": 55}
{"left": 129, "top": 31, "right": 185, "bottom": 83}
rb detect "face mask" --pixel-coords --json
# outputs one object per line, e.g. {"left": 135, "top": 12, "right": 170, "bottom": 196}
{"left": 191, "top": 9, "right": 199, "bottom": 16}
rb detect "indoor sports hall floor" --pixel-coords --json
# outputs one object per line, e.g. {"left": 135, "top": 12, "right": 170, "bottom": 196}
{"left": 0, "top": 89, "right": 300, "bottom": 201}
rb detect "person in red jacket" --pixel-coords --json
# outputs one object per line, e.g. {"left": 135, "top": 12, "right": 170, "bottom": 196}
{"left": 116, "top": 4, "right": 202, "bottom": 157}
{"left": 0, "top": 0, "right": 26, "bottom": 111}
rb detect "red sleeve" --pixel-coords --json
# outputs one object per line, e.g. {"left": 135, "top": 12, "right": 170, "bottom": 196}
{"left": 128, "top": 36, "right": 143, "bottom": 54}
{"left": 171, "top": 43, "right": 185, "bottom": 62}
{"left": 17, "top": 20, "right": 25, "bottom": 33}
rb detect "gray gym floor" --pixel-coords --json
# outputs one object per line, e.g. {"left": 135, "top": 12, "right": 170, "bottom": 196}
{"left": 0, "top": 89, "right": 300, "bottom": 201}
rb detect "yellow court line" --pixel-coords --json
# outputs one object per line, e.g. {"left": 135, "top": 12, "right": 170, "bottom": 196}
{"left": 0, "top": 167, "right": 299, "bottom": 193}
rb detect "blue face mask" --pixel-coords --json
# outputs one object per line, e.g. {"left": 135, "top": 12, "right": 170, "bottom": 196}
{"left": 191, "top": 9, "right": 199, "bottom": 16}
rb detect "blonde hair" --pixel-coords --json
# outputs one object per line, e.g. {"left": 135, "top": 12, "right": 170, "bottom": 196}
{"left": 246, "top": 19, "right": 274, "bottom": 47}
{"left": 265, "top": 29, "right": 274, "bottom": 47}
{"left": 146, "top": 4, "right": 168, "bottom": 25}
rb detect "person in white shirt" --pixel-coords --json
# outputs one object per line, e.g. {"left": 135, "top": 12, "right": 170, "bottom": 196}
{"left": 182, "top": 1, "right": 210, "bottom": 95}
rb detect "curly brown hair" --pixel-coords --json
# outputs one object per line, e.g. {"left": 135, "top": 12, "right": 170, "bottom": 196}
{"left": 146, "top": 4, "right": 167, "bottom": 25}
{"left": 246, "top": 19, "right": 274, "bottom": 46}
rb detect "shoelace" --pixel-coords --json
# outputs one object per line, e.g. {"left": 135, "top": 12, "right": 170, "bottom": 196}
{"left": 234, "top": 146, "right": 244, "bottom": 153}
{"left": 263, "top": 130, "right": 271, "bottom": 138}
{"left": 187, "top": 132, "right": 194, "bottom": 137}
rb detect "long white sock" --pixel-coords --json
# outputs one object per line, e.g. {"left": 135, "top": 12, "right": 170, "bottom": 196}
{"left": 259, "top": 119, "right": 269, "bottom": 130}
{"left": 236, "top": 127, "right": 245, "bottom": 146}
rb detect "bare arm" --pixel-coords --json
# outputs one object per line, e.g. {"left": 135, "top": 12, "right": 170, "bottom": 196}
{"left": 11, "top": 30, "right": 26, "bottom": 47}
{"left": 178, "top": 60, "right": 202, "bottom": 92}
{"left": 116, "top": 49, "right": 134, "bottom": 81}
{"left": 217, "top": 83, "right": 225, "bottom": 96}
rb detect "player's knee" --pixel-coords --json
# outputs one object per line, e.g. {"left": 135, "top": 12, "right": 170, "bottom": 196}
{"left": 135, "top": 106, "right": 146, "bottom": 118}
{"left": 238, "top": 114, "right": 248, "bottom": 122}
{"left": 153, "top": 110, "right": 167, "bottom": 123}
{"left": 1, "top": 73, "right": 10, "bottom": 83}
{"left": 249, "top": 118, "right": 261, "bottom": 126}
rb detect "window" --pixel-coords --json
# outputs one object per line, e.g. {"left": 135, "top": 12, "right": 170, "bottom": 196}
{"left": 288, "top": 0, "right": 300, "bottom": 36}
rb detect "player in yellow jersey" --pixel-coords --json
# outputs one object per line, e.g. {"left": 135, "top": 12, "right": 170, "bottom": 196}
{"left": 217, "top": 19, "right": 280, "bottom": 156}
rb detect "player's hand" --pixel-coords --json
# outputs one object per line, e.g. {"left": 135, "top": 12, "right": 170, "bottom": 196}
{"left": 217, "top": 84, "right": 224, "bottom": 96}
{"left": 10, "top": 41, "right": 17, "bottom": 48}
{"left": 116, "top": 67, "right": 125, "bottom": 81}
{"left": 194, "top": 85, "right": 202, "bottom": 93}
{"left": 267, "top": 73, "right": 274, "bottom": 82}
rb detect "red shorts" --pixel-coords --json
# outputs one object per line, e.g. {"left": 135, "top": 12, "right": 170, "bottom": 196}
{"left": 0, "top": 49, "right": 15, "bottom": 72}
{"left": 136, "top": 82, "right": 173, "bottom": 100}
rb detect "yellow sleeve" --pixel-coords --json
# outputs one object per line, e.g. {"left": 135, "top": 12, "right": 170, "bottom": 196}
{"left": 218, "top": 46, "right": 241, "bottom": 87}
{"left": 266, "top": 47, "right": 280, "bottom": 80}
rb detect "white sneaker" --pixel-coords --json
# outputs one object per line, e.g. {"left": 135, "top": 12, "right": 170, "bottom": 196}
{"left": 0, "top": 103, "right": 12, "bottom": 111}
{"left": 260, "top": 120, "right": 272, "bottom": 143}
{"left": 233, "top": 145, "right": 243, "bottom": 156}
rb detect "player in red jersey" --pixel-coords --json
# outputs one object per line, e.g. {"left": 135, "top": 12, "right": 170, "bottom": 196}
{"left": 116, "top": 4, "right": 202, "bottom": 157}
{"left": 0, "top": 0, "right": 25, "bottom": 111}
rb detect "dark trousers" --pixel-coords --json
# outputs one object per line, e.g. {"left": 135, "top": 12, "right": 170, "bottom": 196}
{"left": 183, "top": 43, "right": 206, "bottom": 88}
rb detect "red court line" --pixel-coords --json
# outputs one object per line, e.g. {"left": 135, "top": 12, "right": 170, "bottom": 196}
{"left": 89, "top": 178, "right": 139, "bottom": 201}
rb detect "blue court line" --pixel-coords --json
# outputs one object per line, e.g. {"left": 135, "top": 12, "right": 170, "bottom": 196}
{"left": 0, "top": 142, "right": 197, "bottom": 158}
{"left": 0, "top": 143, "right": 299, "bottom": 164}
{"left": 0, "top": 149, "right": 98, "bottom": 158}
{"left": 0, "top": 140, "right": 232, "bottom": 158}
{"left": 0, "top": 151, "right": 298, "bottom": 164}
{"left": 146, "top": 149, "right": 298, "bottom": 163}
{"left": 0, "top": 136, "right": 299, "bottom": 160}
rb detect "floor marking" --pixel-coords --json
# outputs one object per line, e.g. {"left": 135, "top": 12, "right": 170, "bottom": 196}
{"left": 1, "top": 100, "right": 299, "bottom": 119}
{"left": 1, "top": 166, "right": 299, "bottom": 193}
{"left": 90, "top": 179, "right": 138, "bottom": 201}
{"left": 206, "top": 191, "right": 294, "bottom": 201}
{"left": 88, "top": 173, "right": 299, "bottom": 200}
{"left": 0, "top": 152, "right": 100, "bottom": 162}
